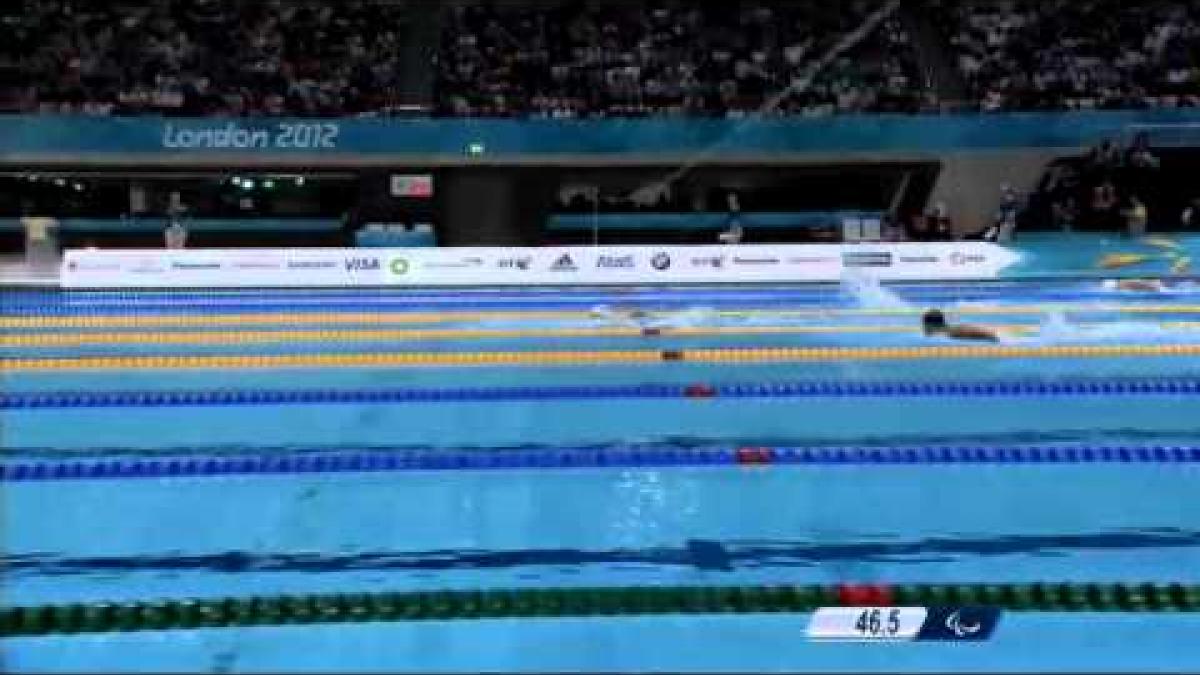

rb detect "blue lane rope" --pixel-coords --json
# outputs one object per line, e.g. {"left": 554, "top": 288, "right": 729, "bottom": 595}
{"left": 4, "top": 444, "right": 1200, "bottom": 482}
{"left": 2, "top": 378, "right": 1197, "bottom": 410}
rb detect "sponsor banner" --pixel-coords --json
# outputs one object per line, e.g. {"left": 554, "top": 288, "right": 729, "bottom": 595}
{"left": 60, "top": 243, "right": 1022, "bottom": 288}
{"left": 6, "top": 111, "right": 1200, "bottom": 158}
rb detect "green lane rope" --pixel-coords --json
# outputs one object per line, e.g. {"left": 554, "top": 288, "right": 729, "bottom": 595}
{"left": 5, "top": 583, "right": 1200, "bottom": 637}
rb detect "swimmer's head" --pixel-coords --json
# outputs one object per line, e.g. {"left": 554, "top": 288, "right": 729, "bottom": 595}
{"left": 922, "top": 309, "right": 947, "bottom": 335}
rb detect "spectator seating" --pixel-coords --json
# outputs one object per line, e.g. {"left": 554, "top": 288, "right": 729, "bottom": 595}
{"left": 434, "top": 1, "right": 926, "bottom": 118}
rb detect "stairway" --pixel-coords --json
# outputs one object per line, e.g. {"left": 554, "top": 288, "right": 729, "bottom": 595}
{"left": 895, "top": 0, "right": 969, "bottom": 108}
{"left": 396, "top": 0, "right": 443, "bottom": 108}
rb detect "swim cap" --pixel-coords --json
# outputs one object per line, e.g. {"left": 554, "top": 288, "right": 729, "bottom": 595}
{"left": 922, "top": 309, "right": 947, "bottom": 330}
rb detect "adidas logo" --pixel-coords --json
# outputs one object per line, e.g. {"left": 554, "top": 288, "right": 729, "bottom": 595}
{"left": 551, "top": 254, "right": 577, "bottom": 271}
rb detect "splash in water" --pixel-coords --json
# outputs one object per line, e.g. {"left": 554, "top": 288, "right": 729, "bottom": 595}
{"left": 589, "top": 305, "right": 717, "bottom": 329}
{"left": 839, "top": 272, "right": 910, "bottom": 311}
{"left": 1020, "top": 310, "right": 1181, "bottom": 344}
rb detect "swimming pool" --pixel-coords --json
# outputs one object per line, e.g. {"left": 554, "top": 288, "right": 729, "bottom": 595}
{"left": 4, "top": 281, "right": 1200, "bottom": 672}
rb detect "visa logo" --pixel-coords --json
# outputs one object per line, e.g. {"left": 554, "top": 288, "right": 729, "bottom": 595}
{"left": 345, "top": 257, "right": 381, "bottom": 271}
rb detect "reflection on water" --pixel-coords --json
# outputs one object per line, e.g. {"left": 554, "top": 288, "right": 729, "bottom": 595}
{"left": 9, "top": 528, "right": 1199, "bottom": 578}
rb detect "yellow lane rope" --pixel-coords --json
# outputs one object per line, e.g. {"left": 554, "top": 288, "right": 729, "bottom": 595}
{"left": 7, "top": 305, "right": 1200, "bottom": 329}
{"left": 13, "top": 321, "right": 1200, "bottom": 347}
{"left": 5, "top": 344, "right": 1200, "bottom": 371}
{"left": 0, "top": 325, "right": 1015, "bottom": 346}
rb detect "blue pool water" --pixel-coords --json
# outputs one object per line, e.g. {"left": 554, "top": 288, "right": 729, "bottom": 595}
{"left": 4, "top": 281, "right": 1200, "bottom": 672}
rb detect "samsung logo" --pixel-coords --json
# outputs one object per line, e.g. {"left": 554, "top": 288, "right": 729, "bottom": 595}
{"left": 288, "top": 260, "right": 337, "bottom": 270}
{"left": 596, "top": 255, "right": 635, "bottom": 269}
{"left": 949, "top": 252, "right": 986, "bottom": 265}
{"left": 842, "top": 252, "right": 893, "bottom": 268}
{"left": 162, "top": 123, "right": 269, "bottom": 149}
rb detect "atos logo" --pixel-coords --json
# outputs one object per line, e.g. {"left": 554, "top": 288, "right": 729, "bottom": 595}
{"left": 596, "top": 255, "right": 635, "bottom": 269}
{"left": 344, "top": 257, "right": 381, "bottom": 271}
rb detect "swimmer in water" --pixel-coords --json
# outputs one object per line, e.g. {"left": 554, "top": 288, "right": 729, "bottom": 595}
{"left": 590, "top": 305, "right": 651, "bottom": 327}
{"left": 922, "top": 309, "right": 1000, "bottom": 342}
{"left": 1104, "top": 278, "right": 1167, "bottom": 293}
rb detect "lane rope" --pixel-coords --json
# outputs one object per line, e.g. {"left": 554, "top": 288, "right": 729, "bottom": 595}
{"left": 15, "top": 321, "right": 1200, "bottom": 348}
{"left": 5, "top": 583, "right": 1200, "bottom": 636}
{"left": 5, "top": 444, "right": 1200, "bottom": 483}
{"left": 5, "top": 344, "right": 1200, "bottom": 371}
{"left": 15, "top": 321, "right": 1200, "bottom": 347}
{"left": 2, "top": 377, "right": 1197, "bottom": 409}
{"left": 0, "top": 325, "right": 993, "bottom": 347}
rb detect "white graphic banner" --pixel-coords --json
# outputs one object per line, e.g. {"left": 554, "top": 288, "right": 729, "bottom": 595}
{"left": 60, "top": 243, "right": 1022, "bottom": 288}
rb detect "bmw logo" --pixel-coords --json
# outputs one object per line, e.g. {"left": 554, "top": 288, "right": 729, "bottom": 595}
{"left": 651, "top": 253, "right": 671, "bottom": 271}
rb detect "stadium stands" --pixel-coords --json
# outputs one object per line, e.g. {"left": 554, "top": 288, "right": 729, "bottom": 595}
{"left": 0, "top": 0, "right": 419, "bottom": 116}
{"left": 433, "top": 1, "right": 926, "bottom": 117}
{"left": 930, "top": 0, "right": 1200, "bottom": 111}
{"left": 6, "top": 0, "right": 1200, "bottom": 117}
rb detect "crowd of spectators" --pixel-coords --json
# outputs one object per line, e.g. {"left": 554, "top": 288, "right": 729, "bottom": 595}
{"left": 0, "top": 0, "right": 417, "bottom": 116}
{"left": 5, "top": 0, "right": 1200, "bottom": 118}
{"left": 930, "top": 0, "right": 1200, "bottom": 111}
{"left": 434, "top": 1, "right": 927, "bottom": 118}
{"left": 1024, "top": 133, "right": 1164, "bottom": 234}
